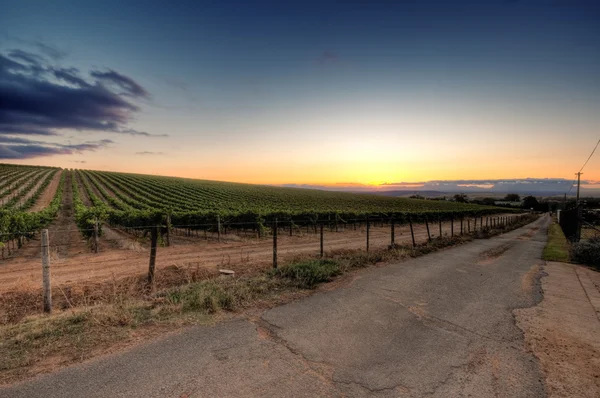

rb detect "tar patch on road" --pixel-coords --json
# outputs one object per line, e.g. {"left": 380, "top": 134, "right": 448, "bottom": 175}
{"left": 518, "top": 227, "right": 539, "bottom": 240}
{"left": 478, "top": 243, "right": 514, "bottom": 265}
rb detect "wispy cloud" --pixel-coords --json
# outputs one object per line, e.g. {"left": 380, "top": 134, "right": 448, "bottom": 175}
{"left": 121, "top": 129, "right": 168, "bottom": 137}
{"left": 91, "top": 69, "right": 151, "bottom": 98}
{"left": 280, "top": 178, "right": 591, "bottom": 194}
{"left": 316, "top": 50, "right": 339, "bottom": 65}
{"left": 32, "top": 41, "right": 68, "bottom": 60}
{"left": 135, "top": 151, "right": 165, "bottom": 155}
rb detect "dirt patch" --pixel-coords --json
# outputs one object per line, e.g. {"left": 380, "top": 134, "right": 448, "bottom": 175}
{"left": 518, "top": 227, "right": 539, "bottom": 241}
{"left": 515, "top": 262, "right": 600, "bottom": 397}
{"left": 478, "top": 243, "right": 514, "bottom": 265}
{"left": 28, "top": 170, "right": 62, "bottom": 213}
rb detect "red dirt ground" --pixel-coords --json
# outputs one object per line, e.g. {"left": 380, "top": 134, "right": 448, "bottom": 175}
{"left": 28, "top": 170, "right": 63, "bottom": 213}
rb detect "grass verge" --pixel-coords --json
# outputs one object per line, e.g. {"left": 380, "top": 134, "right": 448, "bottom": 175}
{"left": 0, "top": 214, "right": 539, "bottom": 385}
{"left": 542, "top": 221, "right": 570, "bottom": 263}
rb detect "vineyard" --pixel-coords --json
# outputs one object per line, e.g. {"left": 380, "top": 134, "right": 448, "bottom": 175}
{"left": 0, "top": 164, "right": 521, "bottom": 249}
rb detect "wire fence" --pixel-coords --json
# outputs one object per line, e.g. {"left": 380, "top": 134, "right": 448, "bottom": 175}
{"left": 559, "top": 206, "right": 600, "bottom": 243}
{"left": 0, "top": 213, "right": 539, "bottom": 315}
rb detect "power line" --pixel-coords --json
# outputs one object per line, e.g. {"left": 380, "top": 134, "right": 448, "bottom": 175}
{"left": 579, "top": 137, "right": 600, "bottom": 173}
{"left": 565, "top": 136, "right": 600, "bottom": 196}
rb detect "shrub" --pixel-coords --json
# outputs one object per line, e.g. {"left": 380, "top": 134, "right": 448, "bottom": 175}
{"left": 270, "top": 260, "right": 341, "bottom": 289}
{"left": 571, "top": 237, "right": 600, "bottom": 269}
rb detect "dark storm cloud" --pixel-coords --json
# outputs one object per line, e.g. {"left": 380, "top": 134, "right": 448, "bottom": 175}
{"left": 0, "top": 47, "right": 157, "bottom": 159}
{"left": 52, "top": 67, "right": 91, "bottom": 87}
{"left": 7, "top": 49, "right": 45, "bottom": 66}
{"left": 0, "top": 48, "right": 167, "bottom": 159}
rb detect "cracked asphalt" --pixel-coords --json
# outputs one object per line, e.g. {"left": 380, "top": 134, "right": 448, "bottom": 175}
{"left": 1, "top": 216, "right": 550, "bottom": 398}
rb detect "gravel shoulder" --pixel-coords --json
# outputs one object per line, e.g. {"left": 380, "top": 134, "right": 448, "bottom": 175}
{"left": 514, "top": 262, "right": 600, "bottom": 397}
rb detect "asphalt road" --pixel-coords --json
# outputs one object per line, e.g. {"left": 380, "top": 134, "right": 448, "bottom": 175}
{"left": 1, "top": 216, "right": 550, "bottom": 398}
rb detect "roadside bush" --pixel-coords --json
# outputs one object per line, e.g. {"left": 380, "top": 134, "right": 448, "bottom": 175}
{"left": 570, "top": 237, "right": 600, "bottom": 269}
{"left": 270, "top": 260, "right": 341, "bottom": 288}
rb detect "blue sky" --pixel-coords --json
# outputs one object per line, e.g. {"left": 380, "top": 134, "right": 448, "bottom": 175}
{"left": 1, "top": 0, "right": 599, "bottom": 188}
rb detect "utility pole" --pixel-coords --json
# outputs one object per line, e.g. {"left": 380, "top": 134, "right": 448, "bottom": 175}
{"left": 575, "top": 172, "right": 583, "bottom": 242}
{"left": 575, "top": 172, "right": 582, "bottom": 206}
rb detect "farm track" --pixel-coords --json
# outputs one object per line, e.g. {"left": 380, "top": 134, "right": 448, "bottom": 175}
{"left": 0, "top": 213, "right": 514, "bottom": 293}
{"left": 27, "top": 171, "right": 62, "bottom": 213}
{"left": 3, "top": 171, "right": 89, "bottom": 267}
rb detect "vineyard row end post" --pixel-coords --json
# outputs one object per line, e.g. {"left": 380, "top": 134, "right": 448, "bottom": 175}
{"left": 148, "top": 225, "right": 158, "bottom": 288}
{"left": 273, "top": 218, "right": 278, "bottom": 269}
{"left": 366, "top": 217, "right": 370, "bottom": 252}
{"left": 320, "top": 223, "right": 324, "bottom": 258}
{"left": 41, "top": 229, "right": 52, "bottom": 313}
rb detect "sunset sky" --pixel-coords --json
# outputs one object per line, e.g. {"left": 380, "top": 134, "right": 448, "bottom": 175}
{"left": 1, "top": 0, "right": 599, "bottom": 190}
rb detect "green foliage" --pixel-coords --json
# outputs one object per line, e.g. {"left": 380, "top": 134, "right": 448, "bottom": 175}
{"left": 0, "top": 169, "right": 64, "bottom": 244}
{"left": 270, "top": 260, "right": 342, "bottom": 288}
{"left": 453, "top": 194, "right": 468, "bottom": 203}
{"left": 522, "top": 196, "right": 539, "bottom": 210}
{"left": 504, "top": 194, "right": 521, "bottom": 202}
{"left": 71, "top": 170, "right": 110, "bottom": 238}
{"left": 72, "top": 169, "right": 519, "bottom": 234}
{"left": 542, "top": 222, "right": 570, "bottom": 262}
{"left": 571, "top": 237, "right": 600, "bottom": 269}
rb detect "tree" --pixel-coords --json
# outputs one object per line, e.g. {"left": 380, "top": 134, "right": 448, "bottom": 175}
{"left": 481, "top": 197, "right": 496, "bottom": 206}
{"left": 522, "top": 196, "right": 539, "bottom": 210}
{"left": 453, "top": 194, "right": 468, "bottom": 203}
{"left": 504, "top": 194, "right": 520, "bottom": 202}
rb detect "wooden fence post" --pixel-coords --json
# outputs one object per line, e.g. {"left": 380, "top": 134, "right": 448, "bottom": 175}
{"left": 41, "top": 229, "right": 52, "bottom": 313}
{"left": 320, "top": 223, "right": 324, "bottom": 258}
{"left": 409, "top": 217, "right": 416, "bottom": 247}
{"left": 451, "top": 216, "right": 454, "bottom": 237}
{"left": 165, "top": 214, "right": 171, "bottom": 247}
{"left": 439, "top": 217, "right": 442, "bottom": 237}
{"left": 217, "top": 215, "right": 221, "bottom": 242}
{"left": 148, "top": 226, "right": 158, "bottom": 286}
{"left": 460, "top": 217, "right": 463, "bottom": 235}
{"left": 467, "top": 218, "right": 470, "bottom": 233}
{"left": 390, "top": 218, "right": 395, "bottom": 247}
{"left": 93, "top": 220, "right": 99, "bottom": 253}
{"left": 273, "top": 218, "right": 278, "bottom": 269}
{"left": 366, "top": 216, "right": 370, "bottom": 252}
{"left": 425, "top": 216, "right": 431, "bottom": 242}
